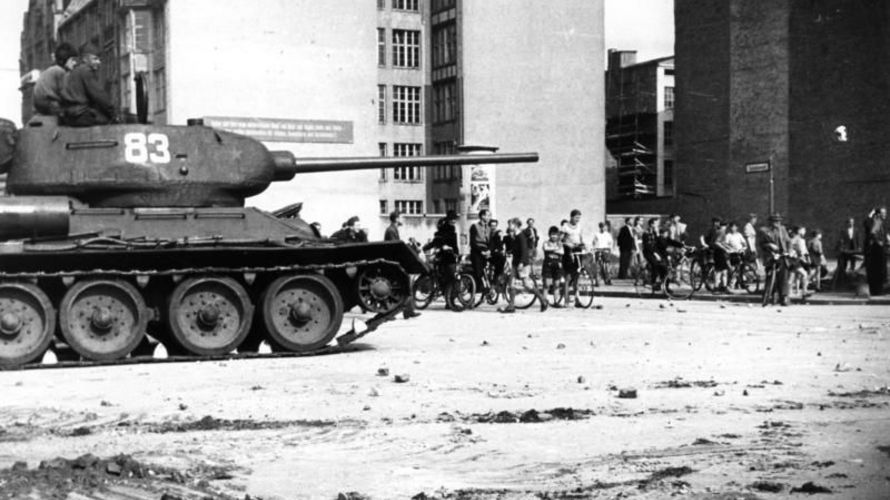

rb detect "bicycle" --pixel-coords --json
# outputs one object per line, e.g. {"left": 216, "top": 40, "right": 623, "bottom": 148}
{"left": 413, "top": 251, "right": 477, "bottom": 311}
{"left": 592, "top": 249, "right": 613, "bottom": 286}
{"left": 726, "top": 251, "right": 760, "bottom": 294}
{"left": 632, "top": 246, "right": 697, "bottom": 299}
{"left": 558, "top": 251, "right": 595, "bottom": 308}
{"left": 463, "top": 256, "right": 538, "bottom": 310}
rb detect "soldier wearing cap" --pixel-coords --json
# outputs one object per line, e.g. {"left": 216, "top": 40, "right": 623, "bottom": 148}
{"left": 759, "top": 213, "right": 792, "bottom": 305}
{"left": 62, "top": 43, "right": 117, "bottom": 126}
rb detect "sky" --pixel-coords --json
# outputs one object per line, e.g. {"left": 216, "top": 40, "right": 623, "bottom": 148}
{"left": 0, "top": 0, "right": 674, "bottom": 126}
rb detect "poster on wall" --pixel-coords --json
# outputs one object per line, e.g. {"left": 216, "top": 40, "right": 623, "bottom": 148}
{"left": 469, "top": 165, "right": 492, "bottom": 214}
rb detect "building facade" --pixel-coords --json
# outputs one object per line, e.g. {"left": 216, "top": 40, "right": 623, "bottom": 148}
{"left": 605, "top": 51, "right": 674, "bottom": 199}
{"left": 609, "top": 0, "right": 890, "bottom": 254}
{"left": 19, "top": 0, "right": 606, "bottom": 244}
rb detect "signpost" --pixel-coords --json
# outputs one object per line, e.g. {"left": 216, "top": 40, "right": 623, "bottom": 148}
{"left": 745, "top": 160, "right": 774, "bottom": 215}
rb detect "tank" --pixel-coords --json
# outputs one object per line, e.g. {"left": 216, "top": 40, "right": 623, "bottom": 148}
{"left": 0, "top": 116, "right": 538, "bottom": 367}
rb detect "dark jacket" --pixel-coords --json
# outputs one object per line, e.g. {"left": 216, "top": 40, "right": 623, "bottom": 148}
{"left": 837, "top": 226, "right": 861, "bottom": 253}
{"left": 758, "top": 224, "right": 791, "bottom": 260}
{"left": 617, "top": 225, "right": 635, "bottom": 251}
{"left": 522, "top": 227, "right": 539, "bottom": 253}
{"left": 511, "top": 230, "right": 532, "bottom": 268}
{"left": 62, "top": 63, "right": 115, "bottom": 120}
{"left": 423, "top": 220, "right": 459, "bottom": 264}
{"left": 331, "top": 227, "right": 368, "bottom": 242}
{"left": 469, "top": 222, "right": 490, "bottom": 255}
{"left": 383, "top": 224, "right": 400, "bottom": 242}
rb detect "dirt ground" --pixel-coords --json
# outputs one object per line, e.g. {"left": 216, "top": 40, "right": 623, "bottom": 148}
{"left": 1, "top": 297, "right": 889, "bottom": 499}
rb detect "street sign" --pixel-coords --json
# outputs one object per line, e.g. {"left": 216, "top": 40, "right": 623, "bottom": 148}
{"left": 745, "top": 162, "right": 770, "bottom": 174}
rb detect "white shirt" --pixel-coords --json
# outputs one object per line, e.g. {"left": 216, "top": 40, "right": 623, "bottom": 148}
{"left": 562, "top": 222, "right": 585, "bottom": 247}
{"left": 593, "top": 231, "right": 614, "bottom": 250}
{"left": 723, "top": 232, "right": 746, "bottom": 253}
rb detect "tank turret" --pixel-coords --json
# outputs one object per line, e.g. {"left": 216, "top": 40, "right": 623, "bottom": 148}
{"left": 4, "top": 116, "right": 537, "bottom": 208}
{"left": 0, "top": 116, "right": 539, "bottom": 368}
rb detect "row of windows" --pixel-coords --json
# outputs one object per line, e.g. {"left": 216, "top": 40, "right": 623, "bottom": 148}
{"left": 378, "top": 143, "right": 423, "bottom": 182}
{"left": 431, "top": 0, "right": 456, "bottom": 13}
{"left": 431, "top": 22, "right": 457, "bottom": 68}
{"left": 380, "top": 200, "right": 424, "bottom": 215}
{"left": 432, "top": 80, "right": 457, "bottom": 123}
{"left": 378, "top": 0, "right": 419, "bottom": 11}
{"left": 379, "top": 85, "right": 423, "bottom": 125}
{"left": 378, "top": 28, "right": 421, "bottom": 69}
{"left": 664, "top": 86, "right": 674, "bottom": 109}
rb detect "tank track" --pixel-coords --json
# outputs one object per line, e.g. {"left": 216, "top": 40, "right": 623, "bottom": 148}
{"left": 0, "top": 258, "right": 409, "bottom": 370}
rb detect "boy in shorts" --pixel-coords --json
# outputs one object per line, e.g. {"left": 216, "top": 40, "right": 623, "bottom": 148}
{"left": 541, "top": 226, "right": 565, "bottom": 306}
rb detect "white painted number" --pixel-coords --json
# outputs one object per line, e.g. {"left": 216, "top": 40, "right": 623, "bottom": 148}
{"left": 123, "top": 132, "right": 171, "bottom": 164}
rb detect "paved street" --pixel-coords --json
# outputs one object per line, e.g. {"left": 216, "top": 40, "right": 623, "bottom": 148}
{"left": 1, "top": 297, "right": 889, "bottom": 499}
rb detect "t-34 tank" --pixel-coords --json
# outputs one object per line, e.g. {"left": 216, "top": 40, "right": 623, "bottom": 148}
{"left": 0, "top": 116, "right": 537, "bottom": 367}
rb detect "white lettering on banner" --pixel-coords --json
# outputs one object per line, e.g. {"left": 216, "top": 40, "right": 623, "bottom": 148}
{"left": 203, "top": 117, "right": 354, "bottom": 144}
{"left": 123, "top": 133, "right": 171, "bottom": 164}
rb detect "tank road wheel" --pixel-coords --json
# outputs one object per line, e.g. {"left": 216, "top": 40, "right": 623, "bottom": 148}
{"left": 261, "top": 274, "right": 344, "bottom": 353}
{"left": 59, "top": 279, "right": 148, "bottom": 361}
{"left": 356, "top": 265, "right": 409, "bottom": 314}
{"left": 167, "top": 276, "right": 253, "bottom": 356}
{"left": 0, "top": 283, "right": 55, "bottom": 368}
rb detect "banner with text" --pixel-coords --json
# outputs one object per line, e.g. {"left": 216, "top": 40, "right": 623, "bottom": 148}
{"left": 204, "top": 117, "right": 354, "bottom": 144}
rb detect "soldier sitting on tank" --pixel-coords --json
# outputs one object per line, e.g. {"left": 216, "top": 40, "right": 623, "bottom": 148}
{"left": 423, "top": 210, "right": 462, "bottom": 311}
{"left": 32, "top": 42, "right": 78, "bottom": 120}
{"left": 330, "top": 216, "right": 368, "bottom": 242}
{"left": 61, "top": 43, "right": 118, "bottom": 127}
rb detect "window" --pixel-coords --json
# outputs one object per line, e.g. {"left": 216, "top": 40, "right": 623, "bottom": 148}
{"left": 377, "top": 85, "right": 386, "bottom": 124}
{"left": 664, "top": 86, "right": 674, "bottom": 109}
{"left": 392, "top": 85, "right": 421, "bottom": 124}
{"left": 444, "top": 199, "right": 459, "bottom": 212}
{"left": 395, "top": 200, "right": 423, "bottom": 215}
{"left": 432, "top": 141, "right": 460, "bottom": 181}
{"left": 432, "top": 22, "right": 457, "bottom": 68}
{"left": 663, "top": 121, "right": 673, "bottom": 147}
{"left": 379, "top": 200, "right": 388, "bottom": 215}
{"left": 377, "top": 0, "right": 385, "bottom": 9}
{"left": 433, "top": 199, "right": 442, "bottom": 213}
{"left": 663, "top": 160, "right": 674, "bottom": 189}
{"left": 433, "top": 80, "right": 457, "bottom": 123}
{"left": 393, "top": 143, "right": 422, "bottom": 181}
{"left": 431, "top": 0, "right": 456, "bottom": 13}
{"left": 377, "top": 28, "right": 386, "bottom": 67}
{"left": 392, "top": 30, "right": 420, "bottom": 69}
{"left": 378, "top": 142, "right": 387, "bottom": 181}
{"left": 392, "top": 0, "right": 419, "bottom": 11}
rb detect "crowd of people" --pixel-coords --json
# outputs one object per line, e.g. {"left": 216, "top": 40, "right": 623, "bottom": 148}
{"left": 33, "top": 42, "right": 118, "bottom": 126}
{"left": 330, "top": 205, "right": 889, "bottom": 314}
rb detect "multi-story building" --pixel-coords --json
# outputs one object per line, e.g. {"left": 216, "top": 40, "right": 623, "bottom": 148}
{"left": 19, "top": 0, "right": 605, "bottom": 243}
{"left": 610, "top": 0, "right": 890, "bottom": 254}
{"left": 605, "top": 50, "right": 674, "bottom": 200}
{"left": 375, "top": 0, "right": 429, "bottom": 224}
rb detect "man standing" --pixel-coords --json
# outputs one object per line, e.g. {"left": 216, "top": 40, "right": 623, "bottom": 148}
{"left": 33, "top": 42, "right": 78, "bottom": 118}
{"left": 384, "top": 211, "right": 402, "bottom": 242}
{"left": 382, "top": 211, "right": 420, "bottom": 319}
{"left": 617, "top": 218, "right": 635, "bottom": 279}
{"left": 864, "top": 207, "right": 887, "bottom": 296}
{"left": 759, "top": 213, "right": 792, "bottom": 306}
{"left": 423, "top": 210, "right": 461, "bottom": 311}
{"left": 835, "top": 217, "right": 861, "bottom": 283}
{"left": 523, "top": 218, "right": 540, "bottom": 270}
{"left": 499, "top": 218, "right": 548, "bottom": 313}
{"left": 592, "top": 222, "right": 614, "bottom": 285}
{"left": 62, "top": 44, "right": 117, "bottom": 127}
{"left": 469, "top": 209, "right": 492, "bottom": 292}
{"left": 666, "top": 214, "right": 687, "bottom": 244}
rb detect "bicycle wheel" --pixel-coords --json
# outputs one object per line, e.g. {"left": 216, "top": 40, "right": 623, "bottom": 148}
{"left": 665, "top": 259, "right": 695, "bottom": 299}
{"left": 741, "top": 264, "right": 760, "bottom": 294}
{"left": 412, "top": 274, "right": 436, "bottom": 310}
{"left": 451, "top": 273, "right": 477, "bottom": 310}
{"left": 689, "top": 260, "right": 704, "bottom": 291}
{"left": 574, "top": 269, "right": 595, "bottom": 308}
{"left": 512, "top": 275, "right": 539, "bottom": 310}
{"left": 703, "top": 265, "right": 718, "bottom": 291}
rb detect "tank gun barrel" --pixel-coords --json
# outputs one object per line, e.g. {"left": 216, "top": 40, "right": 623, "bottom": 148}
{"left": 271, "top": 152, "right": 539, "bottom": 181}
